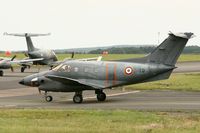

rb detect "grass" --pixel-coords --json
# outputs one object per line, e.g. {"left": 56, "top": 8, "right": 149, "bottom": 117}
{"left": 1, "top": 53, "right": 200, "bottom": 62}
{"left": 0, "top": 109, "right": 200, "bottom": 133}
{"left": 126, "top": 73, "right": 200, "bottom": 91}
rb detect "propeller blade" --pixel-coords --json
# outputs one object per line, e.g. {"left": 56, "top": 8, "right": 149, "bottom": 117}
{"left": 11, "top": 55, "right": 17, "bottom": 61}
{"left": 24, "top": 52, "right": 29, "bottom": 57}
{"left": 11, "top": 66, "right": 14, "bottom": 72}
{"left": 71, "top": 52, "right": 75, "bottom": 59}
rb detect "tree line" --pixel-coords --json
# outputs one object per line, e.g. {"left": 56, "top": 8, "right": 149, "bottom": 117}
{"left": 88, "top": 46, "right": 200, "bottom": 54}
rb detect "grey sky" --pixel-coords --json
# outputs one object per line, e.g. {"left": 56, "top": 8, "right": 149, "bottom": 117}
{"left": 0, "top": 0, "right": 199, "bottom": 51}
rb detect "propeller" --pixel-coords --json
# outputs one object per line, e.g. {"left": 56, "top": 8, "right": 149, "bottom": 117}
{"left": 11, "top": 55, "right": 16, "bottom": 61}
{"left": 24, "top": 52, "right": 29, "bottom": 57}
{"left": 11, "top": 66, "right": 14, "bottom": 72}
{"left": 10, "top": 55, "right": 16, "bottom": 72}
{"left": 71, "top": 52, "right": 75, "bottom": 59}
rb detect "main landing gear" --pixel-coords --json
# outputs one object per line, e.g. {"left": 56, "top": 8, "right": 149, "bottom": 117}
{"left": 73, "top": 91, "right": 83, "bottom": 103}
{"left": 42, "top": 90, "right": 107, "bottom": 104}
{"left": 21, "top": 66, "right": 25, "bottom": 72}
{"left": 21, "top": 65, "right": 30, "bottom": 73}
{"left": 95, "top": 90, "right": 106, "bottom": 102}
{"left": 72, "top": 90, "right": 106, "bottom": 104}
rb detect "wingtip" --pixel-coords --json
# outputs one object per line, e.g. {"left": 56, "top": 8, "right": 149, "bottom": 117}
{"left": 3, "top": 32, "right": 8, "bottom": 35}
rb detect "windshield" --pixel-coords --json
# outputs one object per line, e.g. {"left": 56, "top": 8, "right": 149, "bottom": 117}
{"left": 52, "top": 64, "right": 71, "bottom": 72}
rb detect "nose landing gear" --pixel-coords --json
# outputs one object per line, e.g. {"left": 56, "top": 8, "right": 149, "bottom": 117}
{"left": 44, "top": 91, "right": 53, "bottom": 102}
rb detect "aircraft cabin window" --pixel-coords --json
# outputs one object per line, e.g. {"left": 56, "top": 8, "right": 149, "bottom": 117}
{"left": 74, "top": 67, "right": 79, "bottom": 72}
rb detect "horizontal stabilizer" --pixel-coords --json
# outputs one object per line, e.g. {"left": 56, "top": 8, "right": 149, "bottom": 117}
{"left": 169, "top": 32, "right": 195, "bottom": 39}
{"left": 4, "top": 32, "right": 51, "bottom": 37}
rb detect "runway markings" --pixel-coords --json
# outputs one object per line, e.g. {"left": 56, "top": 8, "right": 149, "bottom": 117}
{"left": 0, "top": 88, "right": 38, "bottom": 98}
{"left": 67, "top": 90, "right": 140, "bottom": 101}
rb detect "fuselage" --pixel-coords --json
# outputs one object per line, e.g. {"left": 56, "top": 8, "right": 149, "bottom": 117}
{"left": 28, "top": 49, "right": 58, "bottom": 65}
{"left": 0, "top": 58, "right": 11, "bottom": 69}
{"left": 20, "top": 60, "right": 174, "bottom": 92}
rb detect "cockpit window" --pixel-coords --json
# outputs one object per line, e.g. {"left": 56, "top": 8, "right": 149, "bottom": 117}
{"left": 52, "top": 64, "right": 71, "bottom": 72}
{"left": 52, "top": 64, "right": 63, "bottom": 71}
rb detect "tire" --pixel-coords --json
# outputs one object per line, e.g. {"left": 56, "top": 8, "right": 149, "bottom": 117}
{"left": 21, "top": 67, "right": 25, "bottom": 73}
{"left": 73, "top": 94, "right": 83, "bottom": 103}
{"left": 97, "top": 92, "right": 106, "bottom": 101}
{"left": 45, "top": 96, "right": 53, "bottom": 102}
{"left": 0, "top": 71, "right": 3, "bottom": 76}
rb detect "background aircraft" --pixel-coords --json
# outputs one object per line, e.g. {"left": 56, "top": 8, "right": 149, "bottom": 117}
{"left": 4, "top": 33, "right": 102, "bottom": 72}
{"left": 4, "top": 32, "right": 58, "bottom": 72}
{"left": 0, "top": 56, "right": 43, "bottom": 76}
{"left": 19, "top": 32, "right": 194, "bottom": 103}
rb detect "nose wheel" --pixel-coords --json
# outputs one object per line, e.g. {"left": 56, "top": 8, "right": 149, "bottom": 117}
{"left": 45, "top": 95, "right": 53, "bottom": 102}
{"left": 44, "top": 91, "right": 53, "bottom": 102}
{"left": 73, "top": 91, "right": 83, "bottom": 103}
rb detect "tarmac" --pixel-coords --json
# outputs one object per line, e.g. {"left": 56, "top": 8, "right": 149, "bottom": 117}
{"left": 0, "top": 61, "right": 200, "bottom": 111}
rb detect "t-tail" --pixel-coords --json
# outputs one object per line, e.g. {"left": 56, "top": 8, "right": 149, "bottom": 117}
{"left": 118, "top": 32, "right": 194, "bottom": 82}
{"left": 4, "top": 32, "right": 50, "bottom": 52}
{"left": 119, "top": 32, "right": 194, "bottom": 66}
{"left": 146, "top": 32, "right": 194, "bottom": 66}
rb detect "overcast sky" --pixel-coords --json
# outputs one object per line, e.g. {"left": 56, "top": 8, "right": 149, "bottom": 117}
{"left": 0, "top": 0, "right": 199, "bottom": 51}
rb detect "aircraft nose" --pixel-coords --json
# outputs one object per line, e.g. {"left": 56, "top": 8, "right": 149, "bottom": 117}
{"left": 19, "top": 79, "right": 25, "bottom": 85}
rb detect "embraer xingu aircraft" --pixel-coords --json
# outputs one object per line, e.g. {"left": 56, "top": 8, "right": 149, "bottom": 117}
{"left": 0, "top": 55, "right": 43, "bottom": 76}
{"left": 19, "top": 32, "right": 194, "bottom": 103}
{"left": 4, "top": 33, "right": 58, "bottom": 72}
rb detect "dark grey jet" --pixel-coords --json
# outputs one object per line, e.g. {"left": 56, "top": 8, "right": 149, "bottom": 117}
{"left": 19, "top": 32, "right": 194, "bottom": 103}
{"left": 4, "top": 33, "right": 58, "bottom": 72}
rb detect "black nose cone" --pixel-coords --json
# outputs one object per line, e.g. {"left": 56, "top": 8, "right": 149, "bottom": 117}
{"left": 19, "top": 79, "right": 25, "bottom": 85}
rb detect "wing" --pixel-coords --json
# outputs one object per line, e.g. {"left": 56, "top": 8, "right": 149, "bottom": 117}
{"left": 45, "top": 75, "right": 105, "bottom": 89}
{"left": 77, "top": 56, "right": 102, "bottom": 61}
{"left": 48, "top": 56, "right": 102, "bottom": 67}
{"left": 11, "top": 58, "right": 44, "bottom": 64}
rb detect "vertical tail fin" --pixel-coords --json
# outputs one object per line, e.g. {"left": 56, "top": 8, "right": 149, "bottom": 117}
{"left": 147, "top": 32, "right": 194, "bottom": 66}
{"left": 4, "top": 32, "right": 50, "bottom": 52}
{"left": 25, "top": 34, "right": 36, "bottom": 52}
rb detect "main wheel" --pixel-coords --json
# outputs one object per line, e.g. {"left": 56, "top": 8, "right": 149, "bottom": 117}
{"left": 73, "top": 94, "right": 83, "bottom": 103}
{"left": 21, "top": 67, "right": 25, "bottom": 73}
{"left": 0, "top": 71, "right": 3, "bottom": 76}
{"left": 97, "top": 92, "right": 106, "bottom": 101}
{"left": 45, "top": 95, "right": 53, "bottom": 102}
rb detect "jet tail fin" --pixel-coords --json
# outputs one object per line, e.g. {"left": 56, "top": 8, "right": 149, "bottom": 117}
{"left": 4, "top": 32, "right": 50, "bottom": 52}
{"left": 146, "top": 32, "right": 194, "bottom": 66}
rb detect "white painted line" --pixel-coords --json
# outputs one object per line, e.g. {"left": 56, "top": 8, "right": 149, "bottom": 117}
{"left": 67, "top": 91, "right": 140, "bottom": 101}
